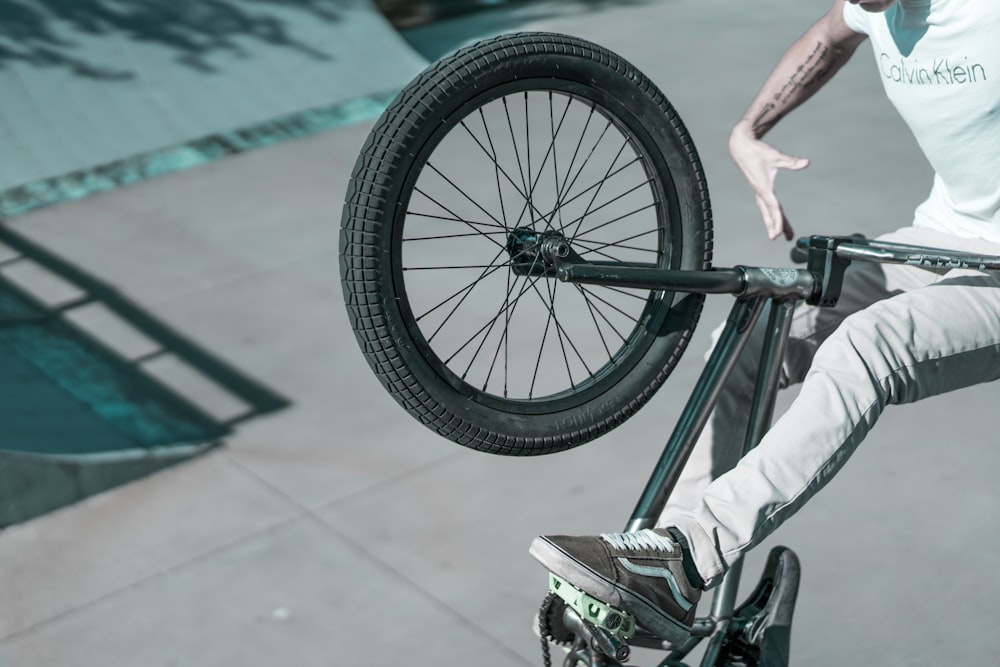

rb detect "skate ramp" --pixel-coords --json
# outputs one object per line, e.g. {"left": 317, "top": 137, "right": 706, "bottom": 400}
{"left": 0, "top": 0, "right": 427, "bottom": 216}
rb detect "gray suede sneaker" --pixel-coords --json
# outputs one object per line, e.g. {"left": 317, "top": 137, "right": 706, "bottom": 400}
{"left": 529, "top": 528, "right": 701, "bottom": 644}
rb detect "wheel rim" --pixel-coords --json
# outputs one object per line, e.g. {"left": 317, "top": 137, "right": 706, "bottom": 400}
{"left": 392, "top": 80, "right": 683, "bottom": 413}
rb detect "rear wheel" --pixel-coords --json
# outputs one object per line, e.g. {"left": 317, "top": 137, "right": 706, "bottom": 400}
{"left": 340, "top": 32, "right": 712, "bottom": 455}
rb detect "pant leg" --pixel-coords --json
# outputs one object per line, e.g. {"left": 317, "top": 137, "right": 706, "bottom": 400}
{"left": 665, "top": 231, "right": 1000, "bottom": 586}
{"left": 661, "top": 227, "right": 943, "bottom": 517}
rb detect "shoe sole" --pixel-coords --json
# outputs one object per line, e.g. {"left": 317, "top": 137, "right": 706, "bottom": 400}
{"left": 529, "top": 537, "right": 692, "bottom": 646}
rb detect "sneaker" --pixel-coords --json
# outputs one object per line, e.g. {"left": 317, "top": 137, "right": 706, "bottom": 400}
{"left": 529, "top": 528, "right": 701, "bottom": 644}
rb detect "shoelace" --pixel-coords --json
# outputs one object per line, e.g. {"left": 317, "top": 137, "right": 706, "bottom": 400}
{"left": 600, "top": 529, "right": 675, "bottom": 552}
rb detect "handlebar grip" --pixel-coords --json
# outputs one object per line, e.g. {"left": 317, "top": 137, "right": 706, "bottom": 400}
{"left": 789, "top": 241, "right": 809, "bottom": 265}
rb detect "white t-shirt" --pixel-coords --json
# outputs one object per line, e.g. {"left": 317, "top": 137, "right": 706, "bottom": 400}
{"left": 843, "top": 0, "right": 1000, "bottom": 242}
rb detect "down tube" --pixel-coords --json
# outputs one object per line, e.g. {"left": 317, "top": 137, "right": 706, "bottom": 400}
{"left": 698, "top": 297, "right": 798, "bottom": 666}
{"left": 624, "top": 296, "right": 766, "bottom": 532}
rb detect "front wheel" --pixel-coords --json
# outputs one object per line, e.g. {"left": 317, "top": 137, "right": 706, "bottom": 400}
{"left": 340, "top": 32, "right": 713, "bottom": 455}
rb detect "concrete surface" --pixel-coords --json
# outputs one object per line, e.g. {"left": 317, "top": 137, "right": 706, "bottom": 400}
{"left": 2, "top": 1, "right": 999, "bottom": 666}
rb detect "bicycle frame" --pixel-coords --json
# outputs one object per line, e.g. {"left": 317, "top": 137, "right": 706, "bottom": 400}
{"left": 545, "top": 235, "right": 1000, "bottom": 667}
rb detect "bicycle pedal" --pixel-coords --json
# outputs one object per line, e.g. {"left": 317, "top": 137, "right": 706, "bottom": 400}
{"left": 548, "top": 573, "right": 636, "bottom": 639}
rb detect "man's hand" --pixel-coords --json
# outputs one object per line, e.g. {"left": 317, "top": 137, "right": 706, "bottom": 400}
{"left": 724, "top": 1, "right": 865, "bottom": 241}
{"left": 729, "top": 121, "right": 810, "bottom": 241}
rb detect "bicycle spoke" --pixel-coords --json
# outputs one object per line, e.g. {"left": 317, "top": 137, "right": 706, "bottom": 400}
{"left": 554, "top": 103, "right": 597, "bottom": 213}
{"left": 578, "top": 284, "right": 644, "bottom": 327}
{"left": 404, "top": 231, "right": 548, "bottom": 273}
{"left": 554, "top": 118, "right": 615, "bottom": 211}
{"left": 412, "top": 235, "right": 558, "bottom": 336}
{"left": 478, "top": 265, "right": 516, "bottom": 396}
{"left": 507, "top": 92, "right": 573, "bottom": 230}
{"left": 404, "top": 230, "right": 509, "bottom": 242}
{"left": 404, "top": 210, "right": 505, "bottom": 229}
{"left": 525, "top": 92, "right": 532, "bottom": 227}
{"left": 589, "top": 284, "right": 652, "bottom": 302}
{"left": 537, "top": 155, "right": 642, "bottom": 234}
{"left": 564, "top": 178, "right": 655, "bottom": 243}
{"left": 411, "top": 254, "right": 512, "bottom": 323}
{"left": 576, "top": 285, "right": 633, "bottom": 346}
{"left": 423, "top": 163, "right": 508, "bottom": 232}
{"left": 576, "top": 240, "right": 658, "bottom": 257}
{"left": 484, "top": 263, "right": 544, "bottom": 394}
{"left": 533, "top": 276, "right": 575, "bottom": 390}
{"left": 503, "top": 96, "right": 531, "bottom": 223}
{"left": 478, "top": 107, "right": 509, "bottom": 231}
{"left": 572, "top": 202, "right": 659, "bottom": 244}
{"left": 404, "top": 263, "right": 510, "bottom": 271}
{"left": 528, "top": 292, "right": 555, "bottom": 399}
{"left": 526, "top": 276, "right": 596, "bottom": 391}
{"left": 574, "top": 244, "right": 635, "bottom": 264}
{"left": 576, "top": 284, "right": 615, "bottom": 361}
{"left": 546, "top": 277, "right": 593, "bottom": 385}
{"left": 444, "top": 263, "right": 543, "bottom": 367}
{"left": 459, "top": 266, "right": 533, "bottom": 384}
{"left": 460, "top": 113, "right": 549, "bottom": 225}
{"left": 564, "top": 139, "right": 630, "bottom": 240}
{"left": 503, "top": 267, "right": 511, "bottom": 397}
{"left": 550, "top": 92, "right": 566, "bottom": 232}
{"left": 413, "top": 185, "right": 507, "bottom": 252}
{"left": 547, "top": 279, "right": 577, "bottom": 390}
{"left": 573, "top": 228, "right": 660, "bottom": 261}
{"left": 421, "top": 249, "right": 509, "bottom": 342}
{"left": 469, "top": 245, "right": 569, "bottom": 395}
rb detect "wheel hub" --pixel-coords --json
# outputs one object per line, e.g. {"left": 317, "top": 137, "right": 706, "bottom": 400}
{"left": 507, "top": 227, "right": 572, "bottom": 277}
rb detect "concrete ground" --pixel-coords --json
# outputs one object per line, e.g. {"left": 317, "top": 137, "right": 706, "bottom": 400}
{"left": 3, "top": 1, "right": 999, "bottom": 666}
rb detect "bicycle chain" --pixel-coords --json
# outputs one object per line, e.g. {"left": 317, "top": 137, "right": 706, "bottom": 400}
{"left": 538, "top": 593, "right": 573, "bottom": 667}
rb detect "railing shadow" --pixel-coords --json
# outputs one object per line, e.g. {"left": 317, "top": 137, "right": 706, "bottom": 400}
{"left": 0, "top": 223, "right": 290, "bottom": 527}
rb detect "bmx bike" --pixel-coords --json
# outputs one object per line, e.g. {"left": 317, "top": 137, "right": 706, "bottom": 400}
{"left": 339, "top": 33, "right": 1000, "bottom": 666}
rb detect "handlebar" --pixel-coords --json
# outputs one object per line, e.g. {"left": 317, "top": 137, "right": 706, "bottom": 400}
{"left": 790, "top": 233, "right": 866, "bottom": 264}
{"left": 792, "top": 234, "right": 1000, "bottom": 272}
{"left": 556, "top": 234, "right": 1000, "bottom": 310}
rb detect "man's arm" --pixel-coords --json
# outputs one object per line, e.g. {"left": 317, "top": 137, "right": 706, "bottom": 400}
{"left": 730, "top": 0, "right": 868, "bottom": 240}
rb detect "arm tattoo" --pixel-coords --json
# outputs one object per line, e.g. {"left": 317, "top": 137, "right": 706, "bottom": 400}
{"left": 752, "top": 41, "right": 836, "bottom": 136}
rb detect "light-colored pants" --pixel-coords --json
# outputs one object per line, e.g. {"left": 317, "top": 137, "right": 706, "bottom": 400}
{"left": 659, "top": 226, "right": 1000, "bottom": 587}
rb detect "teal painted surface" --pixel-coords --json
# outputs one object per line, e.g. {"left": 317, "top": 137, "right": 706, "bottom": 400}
{"left": 0, "top": 323, "right": 227, "bottom": 451}
{"left": 0, "top": 343, "right": 139, "bottom": 456}
{"left": 0, "top": 265, "right": 233, "bottom": 455}
{"left": 0, "top": 0, "right": 426, "bottom": 216}
{"left": 0, "top": 90, "right": 398, "bottom": 218}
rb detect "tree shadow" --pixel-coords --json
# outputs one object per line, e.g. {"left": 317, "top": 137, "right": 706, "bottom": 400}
{"left": 0, "top": 0, "right": 353, "bottom": 79}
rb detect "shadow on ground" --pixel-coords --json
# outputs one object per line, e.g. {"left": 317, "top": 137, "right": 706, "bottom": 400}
{"left": 0, "top": 223, "right": 289, "bottom": 527}
{"left": 0, "top": 0, "right": 357, "bottom": 78}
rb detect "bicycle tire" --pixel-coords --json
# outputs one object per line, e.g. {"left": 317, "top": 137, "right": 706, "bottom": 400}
{"left": 340, "top": 32, "right": 712, "bottom": 455}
